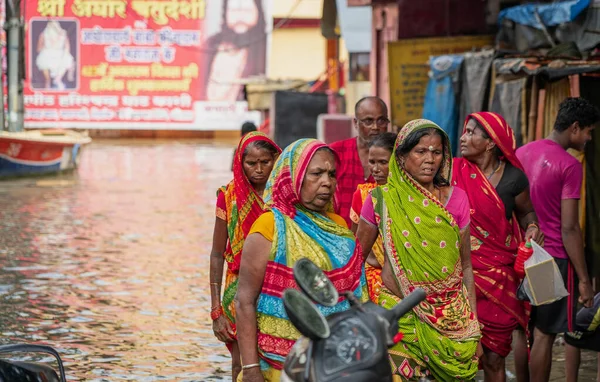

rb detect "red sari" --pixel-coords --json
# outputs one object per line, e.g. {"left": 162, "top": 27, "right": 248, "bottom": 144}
{"left": 215, "top": 132, "right": 281, "bottom": 341}
{"left": 452, "top": 112, "right": 527, "bottom": 357}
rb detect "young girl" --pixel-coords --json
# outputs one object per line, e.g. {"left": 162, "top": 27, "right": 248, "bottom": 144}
{"left": 350, "top": 132, "right": 396, "bottom": 303}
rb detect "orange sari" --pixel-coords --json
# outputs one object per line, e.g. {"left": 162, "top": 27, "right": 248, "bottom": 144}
{"left": 351, "top": 182, "right": 384, "bottom": 304}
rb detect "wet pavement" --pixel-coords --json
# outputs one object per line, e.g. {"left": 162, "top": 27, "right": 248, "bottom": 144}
{"left": 0, "top": 140, "right": 234, "bottom": 381}
{"left": 0, "top": 140, "right": 597, "bottom": 381}
{"left": 503, "top": 337, "right": 599, "bottom": 381}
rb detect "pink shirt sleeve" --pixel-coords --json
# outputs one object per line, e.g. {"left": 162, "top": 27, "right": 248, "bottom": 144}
{"left": 360, "top": 192, "right": 377, "bottom": 226}
{"left": 561, "top": 162, "right": 583, "bottom": 200}
{"left": 446, "top": 187, "right": 470, "bottom": 230}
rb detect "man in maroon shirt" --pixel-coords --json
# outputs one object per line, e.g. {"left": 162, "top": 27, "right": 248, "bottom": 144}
{"left": 329, "top": 97, "right": 390, "bottom": 226}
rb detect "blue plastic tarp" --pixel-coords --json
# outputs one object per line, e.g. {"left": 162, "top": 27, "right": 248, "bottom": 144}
{"left": 498, "top": 0, "right": 590, "bottom": 29}
{"left": 422, "top": 55, "right": 464, "bottom": 154}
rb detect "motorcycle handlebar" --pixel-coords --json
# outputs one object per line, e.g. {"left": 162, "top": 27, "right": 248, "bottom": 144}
{"left": 385, "top": 288, "right": 426, "bottom": 323}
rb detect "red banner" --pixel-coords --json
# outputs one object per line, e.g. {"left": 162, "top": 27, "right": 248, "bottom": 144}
{"left": 23, "top": 0, "right": 268, "bottom": 130}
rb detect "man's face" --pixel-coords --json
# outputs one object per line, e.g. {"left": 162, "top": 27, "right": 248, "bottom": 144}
{"left": 571, "top": 123, "right": 595, "bottom": 151}
{"left": 354, "top": 100, "right": 389, "bottom": 144}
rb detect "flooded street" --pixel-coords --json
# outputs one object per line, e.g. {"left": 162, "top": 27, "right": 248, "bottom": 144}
{"left": 0, "top": 140, "right": 234, "bottom": 381}
{"left": 0, "top": 140, "right": 597, "bottom": 381}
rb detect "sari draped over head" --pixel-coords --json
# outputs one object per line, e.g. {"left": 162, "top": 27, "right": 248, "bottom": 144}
{"left": 256, "top": 139, "right": 366, "bottom": 374}
{"left": 452, "top": 112, "right": 527, "bottom": 357}
{"left": 372, "top": 119, "right": 480, "bottom": 381}
{"left": 218, "top": 132, "right": 281, "bottom": 326}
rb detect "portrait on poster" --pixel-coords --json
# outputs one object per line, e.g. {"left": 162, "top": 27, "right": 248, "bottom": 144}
{"left": 201, "top": 0, "right": 270, "bottom": 102}
{"left": 29, "top": 18, "right": 79, "bottom": 91}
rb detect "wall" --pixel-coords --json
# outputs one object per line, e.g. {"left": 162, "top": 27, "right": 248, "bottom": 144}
{"left": 370, "top": 3, "right": 399, "bottom": 112}
{"left": 269, "top": 28, "right": 327, "bottom": 80}
{"left": 345, "top": 81, "right": 372, "bottom": 115}
{"left": 267, "top": 0, "right": 328, "bottom": 81}
{"left": 273, "top": 0, "right": 323, "bottom": 18}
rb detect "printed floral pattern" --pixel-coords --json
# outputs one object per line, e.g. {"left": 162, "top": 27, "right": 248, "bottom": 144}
{"left": 470, "top": 236, "right": 483, "bottom": 251}
{"left": 476, "top": 226, "right": 489, "bottom": 238}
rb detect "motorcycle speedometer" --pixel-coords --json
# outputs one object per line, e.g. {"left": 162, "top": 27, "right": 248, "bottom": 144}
{"left": 322, "top": 317, "right": 377, "bottom": 375}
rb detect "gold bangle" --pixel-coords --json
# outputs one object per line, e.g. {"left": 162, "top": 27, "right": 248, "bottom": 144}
{"left": 526, "top": 223, "right": 539, "bottom": 230}
{"left": 242, "top": 363, "right": 260, "bottom": 370}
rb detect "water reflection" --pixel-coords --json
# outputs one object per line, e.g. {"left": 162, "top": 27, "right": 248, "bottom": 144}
{"left": 0, "top": 141, "right": 234, "bottom": 381}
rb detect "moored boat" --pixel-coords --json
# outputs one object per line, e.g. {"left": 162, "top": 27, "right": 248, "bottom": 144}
{"left": 0, "top": 130, "right": 92, "bottom": 178}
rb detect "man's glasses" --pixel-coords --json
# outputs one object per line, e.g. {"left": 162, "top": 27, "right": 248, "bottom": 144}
{"left": 357, "top": 117, "right": 390, "bottom": 128}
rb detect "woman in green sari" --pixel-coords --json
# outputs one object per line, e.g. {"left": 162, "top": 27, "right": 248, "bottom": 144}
{"left": 356, "top": 119, "right": 482, "bottom": 381}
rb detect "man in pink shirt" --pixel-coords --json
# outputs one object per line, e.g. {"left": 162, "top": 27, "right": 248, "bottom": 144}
{"left": 516, "top": 97, "right": 600, "bottom": 382}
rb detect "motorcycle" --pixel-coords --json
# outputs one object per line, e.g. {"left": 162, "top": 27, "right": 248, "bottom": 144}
{"left": 281, "top": 258, "right": 426, "bottom": 382}
{"left": 0, "top": 344, "right": 67, "bottom": 382}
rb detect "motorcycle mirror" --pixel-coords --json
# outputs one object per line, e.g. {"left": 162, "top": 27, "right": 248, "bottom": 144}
{"left": 283, "top": 289, "right": 330, "bottom": 340}
{"left": 293, "top": 258, "right": 339, "bottom": 307}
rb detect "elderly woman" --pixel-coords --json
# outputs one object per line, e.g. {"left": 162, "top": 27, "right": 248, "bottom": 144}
{"left": 357, "top": 119, "right": 482, "bottom": 381}
{"left": 209, "top": 132, "right": 281, "bottom": 381}
{"left": 454, "top": 112, "right": 543, "bottom": 382}
{"left": 235, "top": 139, "right": 365, "bottom": 382}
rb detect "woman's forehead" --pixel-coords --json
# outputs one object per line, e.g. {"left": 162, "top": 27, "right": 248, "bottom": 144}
{"left": 467, "top": 118, "right": 483, "bottom": 129}
{"left": 244, "top": 146, "right": 272, "bottom": 159}
{"left": 369, "top": 146, "right": 392, "bottom": 155}
{"left": 307, "top": 150, "right": 335, "bottom": 167}
{"left": 415, "top": 134, "right": 442, "bottom": 146}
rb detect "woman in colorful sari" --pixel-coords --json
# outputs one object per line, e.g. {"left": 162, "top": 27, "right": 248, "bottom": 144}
{"left": 357, "top": 119, "right": 482, "bottom": 381}
{"left": 235, "top": 139, "right": 365, "bottom": 382}
{"left": 350, "top": 132, "right": 397, "bottom": 304}
{"left": 209, "top": 132, "right": 281, "bottom": 382}
{"left": 454, "top": 112, "right": 543, "bottom": 382}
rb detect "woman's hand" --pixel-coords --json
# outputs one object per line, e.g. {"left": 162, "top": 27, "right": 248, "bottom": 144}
{"left": 212, "top": 315, "right": 235, "bottom": 343}
{"left": 242, "top": 367, "right": 265, "bottom": 382}
{"left": 525, "top": 224, "right": 544, "bottom": 247}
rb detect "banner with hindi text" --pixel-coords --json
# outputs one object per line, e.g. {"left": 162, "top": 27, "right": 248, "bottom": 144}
{"left": 24, "top": 0, "right": 270, "bottom": 130}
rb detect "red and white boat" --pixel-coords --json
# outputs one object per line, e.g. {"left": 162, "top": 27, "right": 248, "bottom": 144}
{"left": 0, "top": 130, "right": 91, "bottom": 178}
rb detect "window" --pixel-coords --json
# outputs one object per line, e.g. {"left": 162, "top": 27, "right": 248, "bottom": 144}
{"left": 349, "top": 52, "right": 370, "bottom": 82}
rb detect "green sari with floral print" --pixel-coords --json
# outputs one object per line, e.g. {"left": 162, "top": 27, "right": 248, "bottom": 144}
{"left": 371, "top": 119, "right": 480, "bottom": 381}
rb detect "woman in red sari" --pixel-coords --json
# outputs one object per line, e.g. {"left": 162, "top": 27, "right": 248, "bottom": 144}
{"left": 454, "top": 112, "right": 544, "bottom": 382}
{"left": 209, "top": 132, "right": 281, "bottom": 381}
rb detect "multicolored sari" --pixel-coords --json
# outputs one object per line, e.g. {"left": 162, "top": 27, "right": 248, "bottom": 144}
{"left": 216, "top": 132, "right": 281, "bottom": 331}
{"left": 372, "top": 119, "right": 480, "bottom": 381}
{"left": 352, "top": 182, "right": 385, "bottom": 304}
{"left": 255, "top": 139, "right": 366, "bottom": 378}
{"left": 452, "top": 112, "right": 527, "bottom": 357}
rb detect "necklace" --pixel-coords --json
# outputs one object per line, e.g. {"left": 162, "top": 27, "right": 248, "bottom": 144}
{"left": 486, "top": 161, "right": 502, "bottom": 180}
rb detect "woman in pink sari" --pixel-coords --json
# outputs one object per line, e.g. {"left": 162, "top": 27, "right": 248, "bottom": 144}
{"left": 454, "top": 112, "right": 544, "bottom": 382}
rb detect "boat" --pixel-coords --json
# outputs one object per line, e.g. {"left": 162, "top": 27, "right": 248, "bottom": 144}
{"left": 0, "top": 130, "right": 92, "bottom": 178}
